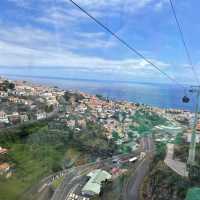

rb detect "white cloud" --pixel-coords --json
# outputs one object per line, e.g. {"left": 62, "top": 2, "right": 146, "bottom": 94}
{"left": 63, "top": 0, "right": 168, "bottom": 16}
{"left": 0, "top": 25, "right": 52, "bottom": 47}
{"left": 0, "top": 38, "right": 169, "bottom": 77}
{"left": 74, "top": 32, "right": 105, "bottom": 39}
{"left": 1, "top": 0, "right": 174, "bottom": 81}
{"left": 35, "top": 7, "right": 90, "bottom": 27}
{"left": 9, "top": 0, "right": 168, "bottom": 21}
{"left": 0, "top": 22, "right": 117, "bottom": 51}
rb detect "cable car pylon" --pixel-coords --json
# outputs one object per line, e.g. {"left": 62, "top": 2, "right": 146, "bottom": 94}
{"left": 187, "top": 86, "right": 200, "bottom": 175}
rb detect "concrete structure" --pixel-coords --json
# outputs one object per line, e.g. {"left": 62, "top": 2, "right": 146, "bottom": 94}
{"left": 187, "top": 134, "right": 200, "bottom": 144}
{"left": 164, "top": 144, "right": 188, "bottom": 177}
{"left": 81, "top": 169, "right": 112, "bottom": 196}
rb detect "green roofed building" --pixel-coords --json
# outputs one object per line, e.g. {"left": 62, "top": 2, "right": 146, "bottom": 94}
{"left": 186, "top": 188, "right": 200, "bottom": 200}
{"left": 81, "top": 169, "right": 112, "bottom": 196}
{"left": 155, "top": 125, "right": 182, "bottom": 134}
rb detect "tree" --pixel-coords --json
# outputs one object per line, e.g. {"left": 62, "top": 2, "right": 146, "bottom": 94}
{"left": 128, "top": 131, "right": 134, "bottom": 139}
{"left": 96, "top": 94, "right": 106, "bottom": 101}
{"left": 112, "top": 131, "right": 120, "bottom": 141}
{"left": 8, "top": 83, "right": 15, "bottom": 90}
{"left": 124, "top": 146, "right": 132, "bottom": 153}
{"left": 45, "top": 105, "right": 54, "bottom": 113}
{"left": 64, "top": 92, "right": 71, "bottom": 101}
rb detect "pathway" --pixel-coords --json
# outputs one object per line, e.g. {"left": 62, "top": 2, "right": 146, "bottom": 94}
{"left": 164, "top": 143, "right": 188, "bottom": 177}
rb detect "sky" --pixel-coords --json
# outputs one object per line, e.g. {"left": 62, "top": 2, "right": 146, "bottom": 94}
{"left": 0, "top": 0, "right": 200, "bottom": 85}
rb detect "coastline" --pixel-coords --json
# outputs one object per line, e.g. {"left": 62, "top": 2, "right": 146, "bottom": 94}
{"left": 1, "top": 75, "right": 195, "bottom": 112}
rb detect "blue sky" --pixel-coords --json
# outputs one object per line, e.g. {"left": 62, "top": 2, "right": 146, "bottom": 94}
{"left": 0, "top": 0, "right": 199, "bottom": 84}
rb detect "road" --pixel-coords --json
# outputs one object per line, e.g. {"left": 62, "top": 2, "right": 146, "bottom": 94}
{"left": 51, "top": 169, "right": 79, "bottom": 200}
{"left": 48, "top": 149, "right": 145, "bottom": 200}
{"left": 50, "top": 153, "right": 140, "bottom": 200}
{"left": 124, "top": 135, "right": 154, "bottom": 200}
{"left": 21, "top": 136, "right": 151, "bottom": 200}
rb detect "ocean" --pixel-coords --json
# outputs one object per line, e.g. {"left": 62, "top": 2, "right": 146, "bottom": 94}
{"left": 2, "top": 74, "right": 196, "bottom": 112}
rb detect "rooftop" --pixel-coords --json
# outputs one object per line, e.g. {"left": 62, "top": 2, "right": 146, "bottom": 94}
{"left": 82, "top": 169, "right": 112, "bottom": 196}
{"left": 0, "top": 147, "right": 8, "bottom": 155}
{"left": 186, "top": 188, "right": 200, "bottom": 200}
{"left": 0, "top": 163, "right": 10, "bottom": 171}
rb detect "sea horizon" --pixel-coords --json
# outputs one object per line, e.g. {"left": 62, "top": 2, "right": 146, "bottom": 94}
{"left": 1, "top": 74, "right": 196, "bottom": 112}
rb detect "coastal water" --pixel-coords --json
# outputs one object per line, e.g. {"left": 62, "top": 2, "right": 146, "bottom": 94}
{"left": 3, "top": 74, "right": 196, "bottom": 112}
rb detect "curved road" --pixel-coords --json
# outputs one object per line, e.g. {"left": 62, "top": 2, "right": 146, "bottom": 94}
{"left": 124, "top": 135, "right": 154, "bottom": 200}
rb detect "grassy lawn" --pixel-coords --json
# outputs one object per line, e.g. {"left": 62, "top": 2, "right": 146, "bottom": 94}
{"left": 0, "top": 143, "right": 63, "bottom": 200}
{"left": 0, "top": 177, "right": 28, "bottom": 200}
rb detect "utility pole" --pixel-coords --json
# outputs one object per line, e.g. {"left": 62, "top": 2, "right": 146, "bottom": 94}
{"left": 187, "top": 86, "right": 200, "bottom": 167}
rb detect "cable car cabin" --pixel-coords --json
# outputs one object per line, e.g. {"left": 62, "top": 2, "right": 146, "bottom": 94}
{"left": 182, "top": 96, "right": 190, "bottom": 103}
{"left": 129, "top": 157, "right": 138, "bottom": 163}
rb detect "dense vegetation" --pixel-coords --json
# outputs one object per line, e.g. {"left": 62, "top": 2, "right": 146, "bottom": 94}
{"left": 142, "top": 137, "right": 200, "bottom": 200}
{"left": 0, "top": 120, "right": 115, "bottom": 200}
{"left": 174, "top": 144, "right": 200, "bottom": 166}
{"left": 141, "top": 141, "right": 190, "bottom": 200}
{"left": 130, "top": 110, "right": 167, "bottom": 135}
{"left": 142, "top": 161, "right": 190, "bottom": 200}
{"left": 64, "top": 91, "right": 84, "bottom": 102}
{"left": 0, "top": 80, "right": 15, "bottom": 91}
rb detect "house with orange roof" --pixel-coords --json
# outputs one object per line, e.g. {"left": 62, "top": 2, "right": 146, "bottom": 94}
{"left": 0, "top": 163, "right": 11, "bottom": 178}
{"left": 196, "top": 123, "right": 200, "bottom": 132}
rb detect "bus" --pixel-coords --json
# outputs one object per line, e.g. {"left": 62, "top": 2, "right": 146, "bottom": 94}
{"left": 129, "top": 157, "right": 138, "bottom": 163}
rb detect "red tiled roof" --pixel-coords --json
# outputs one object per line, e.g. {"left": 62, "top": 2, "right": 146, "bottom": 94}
{"left": 0, "top": 163, "right": 10, "bottom": 170}
{"left": 196, "top": 124, "right": 200, "bottom": 131}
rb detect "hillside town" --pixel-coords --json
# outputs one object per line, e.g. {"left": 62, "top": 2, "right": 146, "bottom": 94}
{"left": 0, "top": 77, "right": 194, "bottom": 148}
{"left": 1, "top": 77, "right": 199, "bottom": 200}
{"left": 0, "top": 77, "right": 192, "bottom": 131}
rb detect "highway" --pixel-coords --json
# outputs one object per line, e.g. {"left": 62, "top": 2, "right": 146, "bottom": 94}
{"left": 50, "top": 153, "right": 139, "bottom": 200}
{"left": 51, "top": 169, "right": 79, "bottom": 200}
{"left": 123, "top": 135, "right": 154, "bottom": 200}
{"left": 22, "top": 136, "right": 152, "bottom": 200}
{"left": 49, "top": 137, "right": 151, "bottom": 200}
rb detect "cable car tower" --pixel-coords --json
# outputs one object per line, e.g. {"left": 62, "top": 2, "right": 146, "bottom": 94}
{"left": 186, "top": 86, "right": 200, "bottom": 174}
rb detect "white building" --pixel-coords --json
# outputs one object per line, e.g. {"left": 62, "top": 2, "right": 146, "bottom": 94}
{"left": 0, "top": 91, "right": 8, "bottom": 98}
{"left": 0, "top": 111, "right": 9, "bottom": 123}
{"left": 36, "top": 112, "right": 47, "bottom": 120}
{"left": 187, "top": 134, "right": 200, "bottom": 144}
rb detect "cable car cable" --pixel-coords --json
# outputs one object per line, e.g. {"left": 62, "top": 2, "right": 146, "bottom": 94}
{"left": 68, "top": 0, "right": 186, "bottom": 90}
{"left": 169, "top": 0, "right": 200, "bottom": 85}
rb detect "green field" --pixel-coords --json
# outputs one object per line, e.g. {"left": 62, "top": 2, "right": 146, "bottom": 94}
{"left": 0, "top": 121, "right": 115, "bottom": 200}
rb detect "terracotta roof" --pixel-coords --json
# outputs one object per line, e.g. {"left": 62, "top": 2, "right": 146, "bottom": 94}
{"left": 196, "top": 124, "right": 200, "bottom": 131}
{"left": 0, "top": 163, "right": 10, "bottom": 170}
